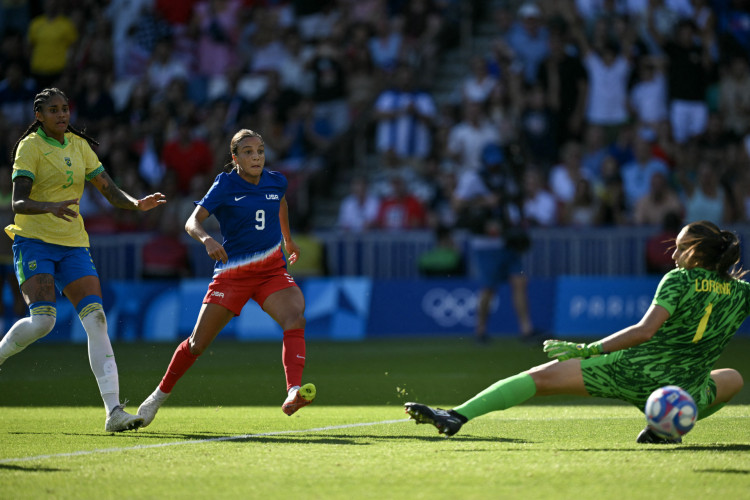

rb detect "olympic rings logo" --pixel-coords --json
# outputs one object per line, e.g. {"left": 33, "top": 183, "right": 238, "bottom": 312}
{"left": 421, "top": 288, "right": 499, "bottom": 327}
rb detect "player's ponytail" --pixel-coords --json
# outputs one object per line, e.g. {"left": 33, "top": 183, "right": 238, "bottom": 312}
{"left": 683, "top": 221, "right": 745, "bottom": 280}
{"left": 10, "top": 88, "right": 99, "bottom": 163}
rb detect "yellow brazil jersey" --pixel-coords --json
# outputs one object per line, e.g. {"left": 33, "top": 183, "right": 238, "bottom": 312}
{"left": 5, "top": 129, "right": 104, "bottom": 247}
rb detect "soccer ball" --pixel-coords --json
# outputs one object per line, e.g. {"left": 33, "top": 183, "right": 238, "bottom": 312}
{"left": 644, "top": 385, "right": 698, "bottom": 439}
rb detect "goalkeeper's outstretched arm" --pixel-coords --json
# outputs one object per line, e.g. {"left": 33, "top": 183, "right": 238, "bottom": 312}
{"left": 543, "top": 304, "right": 670, "bottom": 361}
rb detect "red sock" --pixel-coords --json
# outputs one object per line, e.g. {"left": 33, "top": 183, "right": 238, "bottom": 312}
{"left": 282, "top": 328, "right": 305, "bottom": 390}
{"left": 159, "top": 339, "right": 199, "bottom": 393}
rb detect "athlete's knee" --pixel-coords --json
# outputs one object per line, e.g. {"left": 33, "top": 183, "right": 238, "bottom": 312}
{"left": 725, "top": 369, "right": 744, "bottom": 394}
{"left": 187, "top": 336, "right": 208, "bottom": 357}
{"left": 27, "top": 302, "right": 57, "bottom": 342}
{"left": 280, "top": 311, "right": 305, "bottom": 331}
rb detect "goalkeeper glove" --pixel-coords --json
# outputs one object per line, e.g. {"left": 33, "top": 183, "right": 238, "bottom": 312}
{"left": 543, "top": 340, "right": 603, "bottom": 361}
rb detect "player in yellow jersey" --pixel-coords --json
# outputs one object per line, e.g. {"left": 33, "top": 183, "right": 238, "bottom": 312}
{"left": 0, "top": 88, "right": 167, "bottom": 432}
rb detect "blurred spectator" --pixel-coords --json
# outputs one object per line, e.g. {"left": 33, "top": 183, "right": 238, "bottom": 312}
{"left": 73, "top": 12, "right": 114, "bottom": 76}
{"left": 156, "top": 0, "right": 199, "bottom": 28}
{"left": 629, "top": 55, "right": 669, "bottom": 127}
{"left": 417, "top": 225, "right": 464, "bottom": 278}
{"left": 336, "top": 175, "right": 380, "bottom": 232}
{"left": 308, "top": 37, "right": 350, "bottom": 136}
{"left": 248, "top": 14, "right": 289, "bottom": 75}
{"left": 486, "top": 84, "right": 518, "bottom": 146}
{"left": 580, "top": 124, "right": 609, "bottom": 179}
{"left": 161, "top": 119, "right": 214, "bottom": 194}
{"left": 28, "top": 0, "right": 79, "bottom": 89}
{"left": 620, "top": 130, "right": 670, "bottom": 210}
{"left": 190, "top": 0, "right": 242, "bottom": 78}
{"left": 661, "top": 19, "right": 713, "bottom": 144}
{"left": 561, "top": 177, "right": 599, "bottom": 227}
{"left": 537, "top": 25, "right": 588, "bottom": 144}
{"left": 696, "top": 112, "right": 737, "bottom": 167}
{"left": 733, "top": 169, "right": 750, "bottom": 223}
{"left": 0, "top": 29, "right": 27, "bottom": 71}
{"left": 447, "top": 101, "right": 500, "bottom": 172}
{"left": 343, "top": 22, "right": 378, "bottom": 119}
{"left": 518, "top": 83, "right": 557, "bottom": 169}
{"left": 279, "top": 27, "right": 315, "bottom": 97}
{"left": 523, "top": 167, "right": 558, "bottom": 227}
{"left": 73, "top": 66, "right": 116, "bottom": 134}
{"left": 376, "top": 174, "right": 428, "bottom": 230}
{"left": 113, "top": 1, "right": 172, "bottom": 80}
{"left": 682, "top": 162, "right": 730, "bottom": 224}
{"left": 633, "top": 171, "right": 684, "bottom": 225}
{"left": 606, "top": 122, "right": 636, "bottom": 166}
{"left": 421, "top": 156, "right": 458, "bottom": 229}
{"left": 503, "top": 2, "right": 549, "bottom": 85}
{"left": 576, "top": 30, "right": 632, "bottom": 134}
{"left": 397, "top": 0, "right": 444, "bottom": 80}
{"left": 373, "top": 65, "right": 438, "bottom": 161}
{"left": 278, "top": 97, "right": 334, "bottom": 228}
{"left": 597, "top": 155, "right": 629, "bottom": 226}
{"left": 548, "top": 141, "right": 593, "bottom": 205}
{"left": 368, "top": 14, "right": 403, "bottom": 75}
{"left": 141, "top": 212, "right": 191, "bottom": 279}
{"left": 645, "top": 211, "right": 683, "bottom": 275}
{"left": 146, "top": 37, "right": 190, "bottom": 96}
{"left": 461, "top": 55, "right": 499, "bottom": 105}
{"left": 718, "top": 54, "right": 750, "bottom": 137}
{"left": 0, "top": 62, "right": 36, "bottom": 126}
{"left": 0, "top": 2, "right": 30, "bottom": 38}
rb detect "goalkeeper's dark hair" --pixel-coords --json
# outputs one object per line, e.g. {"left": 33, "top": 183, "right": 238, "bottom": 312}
{"left": 680, "top": 220, "right": 746, "bottom": 280}
{"left": 10, "top": 88, "right": 100, "bottom": 163}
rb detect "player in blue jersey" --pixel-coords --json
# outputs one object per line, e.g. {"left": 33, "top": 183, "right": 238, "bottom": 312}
{"left": 0, "top": 88, "right": 167, "bottom": 432}
{"left": 405, "top": 220, "right": 747, "bottom": 443}
{"left": 137, "top": 129, "right": 315, "bottom": 427}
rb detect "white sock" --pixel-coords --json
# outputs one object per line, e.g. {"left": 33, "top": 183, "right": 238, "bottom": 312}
{"left": 0, "top": 313, "right": 56, "bottom": 365}
{"left": 80, "top": 307, "right": 120, "bottom": 414}
{"left": 151, "top": 387, "right": 170, "bottom": 401}
{"left": 288, "top": 385, "right": 300, "bottom": 394}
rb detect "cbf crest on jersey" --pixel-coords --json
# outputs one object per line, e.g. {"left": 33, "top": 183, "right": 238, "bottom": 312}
{"left": 64, "top": 157, "right": 72, "bottom": 167}
{"left": 29, "top": 260, "right": 37, "bottom": 271}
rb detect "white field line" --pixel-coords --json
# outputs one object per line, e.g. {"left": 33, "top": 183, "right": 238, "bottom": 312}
{"left": 0, "top": 418, "right": 411, "bottom": 464}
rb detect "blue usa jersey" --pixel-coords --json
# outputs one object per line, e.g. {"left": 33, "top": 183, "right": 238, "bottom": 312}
{"left": 197, "top": 169, "right": 288, "bottom": 277}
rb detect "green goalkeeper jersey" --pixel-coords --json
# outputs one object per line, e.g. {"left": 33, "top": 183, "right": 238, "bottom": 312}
{"left": 622, "top": 267, "right": 750, "bottom": 394}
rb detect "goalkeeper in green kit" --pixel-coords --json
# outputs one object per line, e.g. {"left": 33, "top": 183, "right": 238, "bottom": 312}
{"left": 405, "top": 220, "right": 748, "bottom": 443}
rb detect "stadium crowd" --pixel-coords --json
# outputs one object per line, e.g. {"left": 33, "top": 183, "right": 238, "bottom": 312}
{"left": 1, "top": 0, "right": 750, "bottom": 248}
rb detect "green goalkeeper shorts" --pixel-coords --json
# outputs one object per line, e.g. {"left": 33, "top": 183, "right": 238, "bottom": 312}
{"left": 580, "top": 350, "right": 717, "bottom": 413}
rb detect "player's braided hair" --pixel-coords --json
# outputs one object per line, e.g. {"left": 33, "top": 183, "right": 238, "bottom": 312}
{"left": 681, "top": 220, "right": 746, "bottom": 280}
{"left": 225, "top": 128, "right": 264, "bottom": 173}
{"left": 9, "top": 88, "right": 100, "bottom": 163}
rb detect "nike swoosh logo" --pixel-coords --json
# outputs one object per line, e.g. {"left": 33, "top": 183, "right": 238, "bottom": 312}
{"left": 105, "top": 354, "right": 115, "bottom": 357}
{"left": 44, "top": 151, "right": 54, "bottom": 156}
{"left": 296, "top": 354, "right": 305, "bottom": 359}
{"left": 235, "top": 196, "right": 246, "bottom": 201}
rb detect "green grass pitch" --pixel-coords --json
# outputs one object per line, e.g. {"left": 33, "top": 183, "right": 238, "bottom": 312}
{"left": 1, "top": 337, "right": 749, "bottom": 499}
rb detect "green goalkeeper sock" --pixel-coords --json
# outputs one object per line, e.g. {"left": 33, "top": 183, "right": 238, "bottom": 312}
{"left": 452, "top": 373, "right": 537, "bottom": 421}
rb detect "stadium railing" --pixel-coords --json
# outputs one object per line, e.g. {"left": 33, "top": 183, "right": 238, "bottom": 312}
{"left": 90, "top": 225, "right": 750, "bottom": 281}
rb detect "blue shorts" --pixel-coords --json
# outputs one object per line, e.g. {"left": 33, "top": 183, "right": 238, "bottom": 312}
{"left": 12, "top": 236, "right": 99, "bottom": 292}
{"left": 474, "top": 246, "right": 523, "bottom": 288}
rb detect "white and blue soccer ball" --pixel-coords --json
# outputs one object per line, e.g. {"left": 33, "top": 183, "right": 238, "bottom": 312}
{"left": 645, "top": 385, "right": 698, "bottom": 439}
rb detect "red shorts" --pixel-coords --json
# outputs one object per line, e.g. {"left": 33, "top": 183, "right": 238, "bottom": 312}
{"left": 203, "top": 267, "right": 298, "bottom": 316}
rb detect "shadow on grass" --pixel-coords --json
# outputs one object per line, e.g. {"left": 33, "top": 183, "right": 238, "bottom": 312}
{"left": 693, "top": 468, "right": 750, "bottom": 475}
{"left": 553, "top": 444, "right": 750, "bottom": 453}
{"left": 0, "top": 463, "right": 66, "bottom": 472}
